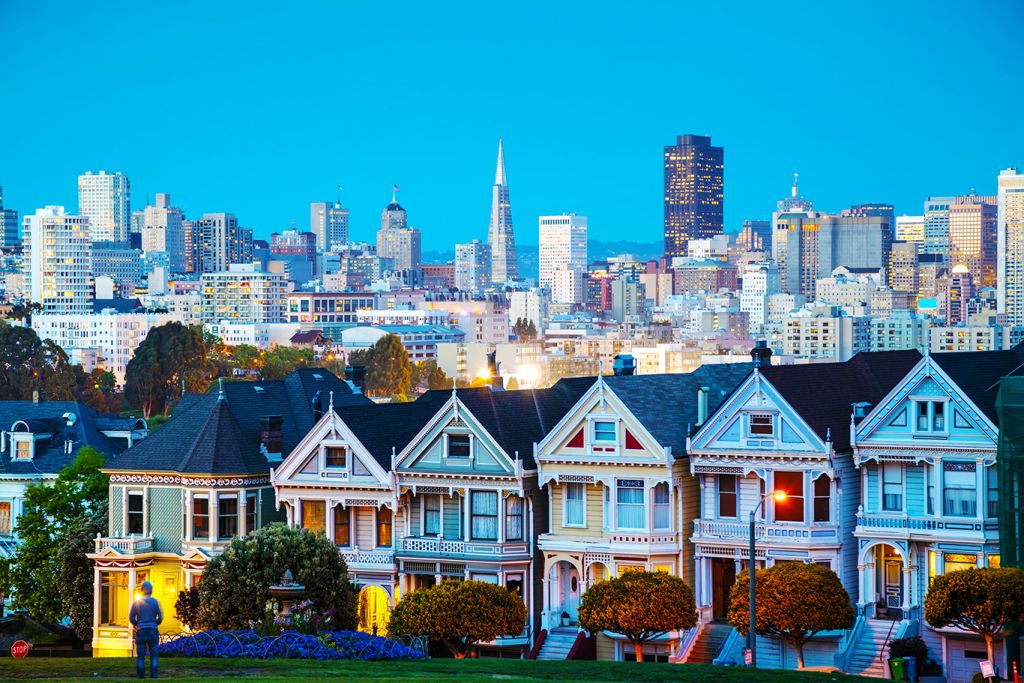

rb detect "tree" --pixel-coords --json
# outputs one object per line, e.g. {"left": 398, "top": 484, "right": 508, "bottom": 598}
{"left": 426, "top": 363, "right": 453, "bottom": 390}
{"left": 512, "top": 318, "right": 539, "bottom": 341}
{"left": 363, "top": 334, "right": 411, "bottom": 398}
{"left": 124, "top": 322, "right": 212, "bottom": 416}
{"left": 57, "top": 508, "right": 107, "bottom": 640}
{"left": 175, "top": 587, "right": 202, "bottom": 632}
{"left": 924, "top": 567, "right": 1024, "bottom": 664}
{"left": 728, "top": 562, "right": 855, "bottom": 668}
{"left": 2, "top": 448, "right": 108, "bottom": 626}
{"left": 260, "top": 346, "right": 314, "bottom": 380}
{"left": 577, "top": 570, "right": 697, "bottom": 662}
{"left": 505, "top": 376, "right": 520, "bottom": 391}
{"left": 389, "top": 580, "right": 526, "bottom": 658}
{"left": 74, "top": 366, "right": 121, "bottom": 414}
{"left": 526, "top": 320, "right": 538, "bottom": 340}
{"left": 0, "top": 321, "right": 78, "bottom": 401}
{"left": 196, "top": 523, "right": 357, "bottom": 631}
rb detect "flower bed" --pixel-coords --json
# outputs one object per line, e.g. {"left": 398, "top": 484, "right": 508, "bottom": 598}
{"left": 159, "top": 629, "right": 427, "bottom": 661}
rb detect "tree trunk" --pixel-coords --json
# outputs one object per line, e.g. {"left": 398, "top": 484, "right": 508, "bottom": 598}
{"left": 795, "top": 641, "right": 805, "bottom": 669}
{"left": 985, "top": 633, "right": 994, "bottom": 668}
{"left": 634, "top": 641, "right": 644, "bottom": 662}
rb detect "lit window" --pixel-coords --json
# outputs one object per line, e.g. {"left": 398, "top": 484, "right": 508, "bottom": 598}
{"left": 377, "top": 507, "right": 393, "bottom": 547}
{"left": 773, "top": 471, "right": 804, "bottom": 523}
{"left": 334, "top": 506, "right": 350, "bottom": 546}
{"left": 325, "top": 446, "right": 347, "bottom": 468}
{"left": 14, "top": 440, "right": 32, "bottom": 460}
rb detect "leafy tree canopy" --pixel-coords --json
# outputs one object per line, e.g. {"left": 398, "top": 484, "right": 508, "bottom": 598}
{"left": 0, "top": 321, "right": 78, "bottom": 401}
{"left": 357, "top": 334, "right": 411, "bottom": 398}
{"left": 260, "top": 346, "right": 314, "bottom": 381}
{"left": 196, "top": 523, "right": 357, "bottom": 631}
{"left": 124, "top": 322, "right": 212, "bottom": 416}
{"left": 728, "top": 562, "right": 854, "bottom": 668}
{"left": 74, "top": 366, "right": 121, "bottom": 414}
{"left": 389, "top": 580, "right": 526, "bottom": 658}
{"left": 0, "top": 447, "right": 108, "bottom": 627}
{"left": 924, "top": 567, "right": 1024, "bottom": 663}
{"left": 577, "top": 570, "right": 697, "bottom": 662}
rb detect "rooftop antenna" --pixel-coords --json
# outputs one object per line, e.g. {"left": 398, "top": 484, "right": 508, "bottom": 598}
{"left": 336, "top": 185, "right": 343, "bottom": 207}
{"left": 792, "top": 172, "right": 799, "bottom": 198}
{"left": 391, "top": 184, "right": 399, "bottom": 204}
{"left": 217, "top": 377, "right": 225, "bottom": 401}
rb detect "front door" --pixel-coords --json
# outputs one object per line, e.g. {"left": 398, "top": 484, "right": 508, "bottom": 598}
{"left": 562, "top": 565, "right": 581, "bottom": 622}
{"left": 712, "top": 558, "right": 737, "bottom": 621}
{"left": 883, "top": 559, "right": 903, "bottom": 612}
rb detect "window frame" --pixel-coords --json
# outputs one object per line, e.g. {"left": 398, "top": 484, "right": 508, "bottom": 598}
{"left": 324, "top": 445, "right": 348, "bottom": 469}
{"left": 217, "top": 494, "right": 239, "bottom": 541}
{"left": 505, "top": 494, "right": 524, "bottom": 541}
{"left": 592, "top": 420, "right": 617, "bottom": 443}
{"left": 470, "top": 491, "right": 498, "bottom": 541}
{"left": 334, "top": 505, "right": 351, "bottom": 547}
{"left": 245, "top": 492, "right": 258, "bottom": 535}
{"left": 653, "top": 482, "right": 671, "bottom": 531}
{"left": 126, "top": 490, "right": 145, "bottom": 535}
{"left": 772, "top": 471, "right": 804, "bottom": 523}
{"left": 446, "top": 432, "right": 472, "bottom": 458}
{"left": 882, "top": 463, "right": 903, "bottom": 512}
{"left": 747, "top": 412, "right": 775, "bottom": 437}
{"left": 563, "top": 483, "right": 586, "bottom": 528}
{"left": 376, "top": 506, "right": 393, "bottom": 548}
{"left": 422, "top": 494, "right": 441, "bottom": 537}
{"left": 943, "top": 461, "right": 977, "bottom": 517}
{"left": 192, "top": 495, "right": 210, "bottom": 540}
{"left": 813, "top": 475, "right": 831, "bottom": 523}
{"left": 718, "top": 474, "right": 738, "bottom": 519}
{"left": 615, "top": 479, "right": 646, "bottom": 531}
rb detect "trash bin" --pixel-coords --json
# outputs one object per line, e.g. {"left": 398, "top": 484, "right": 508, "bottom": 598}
{"left": 889, "top": 657, "right": 907, "bottom": 680}
{"left": 904, "top": 656, "right": 917, "bottom": 682}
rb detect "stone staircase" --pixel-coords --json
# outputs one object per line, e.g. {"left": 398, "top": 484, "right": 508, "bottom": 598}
{"left": 684, "top": 622, "right": 733, "bottom": 664}
{"left": 847, "top": 618, "right": 896, "bottom": 678}
{"left": 536, "top": 627, "right": 579, "bottom": 660}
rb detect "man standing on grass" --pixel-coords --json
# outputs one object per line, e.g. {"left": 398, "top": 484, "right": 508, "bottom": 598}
{"left": 129, "top": 581, "right": 163, "bottom": 679}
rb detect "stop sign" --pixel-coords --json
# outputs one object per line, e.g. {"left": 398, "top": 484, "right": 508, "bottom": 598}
{"left": 11, "top": 640, "right": 30, "bottom": 658}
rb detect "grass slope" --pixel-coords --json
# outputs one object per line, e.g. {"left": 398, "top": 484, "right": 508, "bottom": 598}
{"left": 2, "top": 657, "right": 875, "bottom": 682}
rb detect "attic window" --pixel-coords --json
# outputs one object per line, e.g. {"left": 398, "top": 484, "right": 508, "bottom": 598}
{"left": 748, "top": 413, "right": 775, "bottom": 437}
{"left": 13, "top": 439, "right": 32, "bottom": 461}
{"left": 447, "top": 434, "right": 471, "bottom": 458}
{"left": 325, "top": 446, "right": 347, "bottom": 469}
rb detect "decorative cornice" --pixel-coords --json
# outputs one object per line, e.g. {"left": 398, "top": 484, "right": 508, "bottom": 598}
{"left": 109, "top": 473, "right": 271, "bottom": 487}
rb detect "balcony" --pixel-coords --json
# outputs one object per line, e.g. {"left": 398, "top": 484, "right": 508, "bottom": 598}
{"left": 693, "top": 519, "right": 840, "bottom": 546}
{"left": 93, "top": 534, "right": 154, "bottom": 555}
{"left": 339, "top": 548, "right": 394, "bottom": 571}
{"left": 855, "top": 511, "right": 997, "bottom": 542}
{"left": 397, "top": 536, "right": 529, "bottom": 560}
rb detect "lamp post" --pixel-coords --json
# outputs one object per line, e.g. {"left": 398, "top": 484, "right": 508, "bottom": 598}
{"left": 748, "top": 489, "right": 788, "bottom": 668}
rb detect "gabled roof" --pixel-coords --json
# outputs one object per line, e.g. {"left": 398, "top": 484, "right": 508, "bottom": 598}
{"left": 759, "top": 350, "right": 922, "bottom": 450}
{"left": 0, "top": 401, "right": 127, "bottom": 476}
{"left": 106, "top": 368, "right": 372, "bottom": 476}
{"left": 930, "top": 345, "right": 1024, "bottom": 424}
{"left": 549, "top": 364, "right": 754, "bottom": 457}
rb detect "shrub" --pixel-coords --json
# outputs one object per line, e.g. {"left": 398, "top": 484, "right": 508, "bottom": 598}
{"left": 577, "top": 570, "right": 697, "bottom": 662}
{"left": 175, "top": 587, "right": 202, "bottom": 631}
{"left": 389, "top": 580, "right": 526, "bottom": 658}
{"left": 159, "top": 628, "right": 425, "bottom": 660}
{"left": 889, "top": 635, "right": 928, "bottom": 663}
{"left": 196, "top": 524, "right": 357, "bottom": 631}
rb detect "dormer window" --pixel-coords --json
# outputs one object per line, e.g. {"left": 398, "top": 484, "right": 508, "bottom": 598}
{"left": 325, "top": 446, "right": 347, "bottom": 469}
{"left": 748, "top": 413, "right": 775, "bottom": 437}
{"left": 14, "top": 440, "right": 32, "bottom": 460}
{"left": 447, "top": 433, "right": 471, "bottom": 458}
{"left": 593, "top": 421, "right": 617, "bottom": 443}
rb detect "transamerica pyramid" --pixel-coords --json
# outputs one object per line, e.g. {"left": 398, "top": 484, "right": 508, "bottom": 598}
{"left": 488, "top": 139, "right": 517, "bottom": 284}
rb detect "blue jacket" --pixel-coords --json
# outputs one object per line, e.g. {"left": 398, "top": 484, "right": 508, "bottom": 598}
{"left": 129, "top": 595, "right": 163, "bottom": 631}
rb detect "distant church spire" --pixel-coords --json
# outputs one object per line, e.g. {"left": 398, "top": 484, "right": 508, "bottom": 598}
{"left": 488, "top": 138, "right": 517, "bottom": 284}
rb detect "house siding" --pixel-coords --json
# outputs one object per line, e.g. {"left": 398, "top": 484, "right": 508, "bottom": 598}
{"left": 150, "top": 486, "right": 182, "bottom": 554}
{"left": 109, "top": 485, "right": 123, "bottom": 535}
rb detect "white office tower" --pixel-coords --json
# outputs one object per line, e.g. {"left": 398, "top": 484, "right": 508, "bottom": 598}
{"left": 895, "top": 215, "right": 925, "bottom": 247}
{"left": 509, "top": 290, "right": 547, "bottom": 332}
{"left": 538, "top": 213, "right": 587, "bottom": 295}
{"left": 22, "top": 206, "right": 93, "bottom": 314}
{"left": 740, "top": 261, "right": 781, "bottom": 332}
{"left": 142, "top": 193, "right": 186, "bottom": 273}
{"left": 997, "top": 168, "right": 1024, "bottom": 326}
{"left": 310, "top": 201, "right": 349, "bottom": 251}
{"left": 78, "top": 171, "right": 130, "bottom": 242}
{"left": 455, "top": 240, "right": 492, "bottom": 293}
{"left": 550, "top": 266, "right": 585, "bottom": 305}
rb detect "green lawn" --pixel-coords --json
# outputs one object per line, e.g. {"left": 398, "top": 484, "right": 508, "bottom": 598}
{"left": 1, "top": 657, "right": 876, "bottom": 682}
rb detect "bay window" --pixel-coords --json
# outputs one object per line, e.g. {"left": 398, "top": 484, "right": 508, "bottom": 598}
{"left": 653, "top": 483, "right": 670, "bottom": 530}
{"left": 564, "top": 483, "right": 585, "bottom": 527}
{"left": 943, "top": 462, "right": 977, "bottom": 516}
{"left": 127, "top": 491, "right": 144, "bottom": 534}
{"left": 218, "top": 495, "right": 238, "bottom": 540}
{"left": 470, "top": 491, "right": 498, "bottom": 540}
{"left": 773, "top": 471, "right": 804, "bottom": 523}
{"left": 718, "top": 474, "right": 737, "bottom": 518}
{"left": 882, "top": 463, "right": 903, "bottom": 511}
{"left": 423, "top": 495, "right": 441, "bottom": 536}
{"left": 616, "top": 480, "right": 645, "bottom": 530}
{"left": 987, "top": 467, "right": 998, "bottom": 518}
{"left": 813, "top": 476, "right": 831, "bottom": 522}
{"left": 192, "top": 496, "right": 210, "bottom": 539}
{"left": 334, "top": 506, "right": 350, "bottom": 547}
{"left": 376, "top": 507, "right": 393, "bottom": 547}
{"left": 505, "top": 494, "right": 524, "bottom": 541}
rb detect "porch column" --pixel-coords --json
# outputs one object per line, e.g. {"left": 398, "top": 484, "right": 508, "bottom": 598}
{"left": 857, "top": 562, "right": 869, "bottom": 606}
{"left": 645, "top": 480, "right": 654, "bottom": 533}
{"left": 239, "top": 494, "right": 247, "bottom": 537}
{"left": 463, "top": 493, "right": 471, "bottom": 542}
{"left": 901, "top": 561, "right": 912, "bottom": 614}
{"left": 975, "top": 458, "right": 985, "bottom": 521}
{"left": 327, "top": 504, "right": 335, "bottom": 544}
{"left": 93, "top": 565, "right": 102, "bottom": 634}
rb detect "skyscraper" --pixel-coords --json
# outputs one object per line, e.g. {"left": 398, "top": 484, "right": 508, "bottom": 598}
{"left": 455, "top": 240, "right": 492, "bottom": 293}
{"left": 0, "top": 186, "right": 18, "bottom": 248}
{"left": 376, "top": 194, "right": 421, "bottom": 273}
{"left": 737, "top": 219, "right": 771, "bottom": 252}
{"left": 895, "top": 215, "right": 925, "bottom": 247}
{"left": 948, "top": 195, "right": 998, "bottom": 287}
{"left": 997, "top": 168, "right": 1024, "bottom": 326}
{"left": 923, "top": 196, "right": 956, "bottom": 259}
{"left": 538, "top": 214, "right": 588, "bottom": 293}
{"left": 22, "top": 206, "right": 93, "bottom": 314}
{"left": 663, "top": 134, "right": 724, "bottom": 258}
{"left": 78, "top": 171, "right": 130, "bottom": 242}
{"left": 945, "top": 265, "right": 975, "bottom": 326}
{"left": 142, "top": 193, "right": 187, "bottom": 273}
{"left": 488, "top": 139, "right": 517, "bottom": 284}
{"left": 194, "top": 213, "right": 252, "bottom": 274}
{"left": 310, "top": 200, "right": 349, "bottom": 251}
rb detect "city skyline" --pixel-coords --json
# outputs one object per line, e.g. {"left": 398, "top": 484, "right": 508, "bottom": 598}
{"left": 2, "top": 2, "right": 1022, "bottom": 250}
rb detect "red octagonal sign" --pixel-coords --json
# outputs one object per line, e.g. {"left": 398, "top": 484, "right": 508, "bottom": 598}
{"left": 11, "top": 640, "right": 30, "bottom": 658}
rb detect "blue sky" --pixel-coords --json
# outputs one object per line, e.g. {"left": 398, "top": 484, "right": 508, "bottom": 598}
{"left": 1, "top": 1, "right": 1021, "bottom": 250}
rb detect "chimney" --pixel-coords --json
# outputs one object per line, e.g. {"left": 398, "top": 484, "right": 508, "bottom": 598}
{"left": 32, "top": 390, "right": 40, "bottom": 404}
{"left": 696, "top": 386, "right": 709, "bottom": 426}
{"left": 259, "top": 415, "right": 284, "bottom": 459}
{"left": 486, "top": 351, "right": 502, "bottom": 389}
{"left": 750, "top": 340, "right": 773, "bottom": 368}
{"left": 345, "top": 365, "right": 366, "bottom": 390}
{"left": 613, "top": 354, "right": 636, "bottom": 376}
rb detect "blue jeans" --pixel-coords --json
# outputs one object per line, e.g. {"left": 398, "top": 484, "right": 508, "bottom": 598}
{"left": 136, "top": 627, "right": 159, "bottom": 678}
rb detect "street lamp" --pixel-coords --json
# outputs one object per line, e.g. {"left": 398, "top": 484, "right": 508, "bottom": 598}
{"left": 748, "top": 488, "right": 788, "bottom": 668}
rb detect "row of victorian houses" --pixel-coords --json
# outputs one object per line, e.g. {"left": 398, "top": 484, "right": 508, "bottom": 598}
{"left": 2, "top": 344, "right": 1017, "bottom": 681}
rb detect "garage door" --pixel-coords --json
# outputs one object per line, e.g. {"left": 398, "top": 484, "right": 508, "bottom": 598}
{"left": 946, "top": 639, "right": 1001, "bottom": 683}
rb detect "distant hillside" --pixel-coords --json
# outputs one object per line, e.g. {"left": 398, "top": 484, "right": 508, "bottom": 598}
{"left": 422, "top": 239, "right": 663, "bottom": 281}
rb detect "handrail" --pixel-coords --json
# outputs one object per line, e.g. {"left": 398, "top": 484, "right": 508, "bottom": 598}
{"left": 879, "top": 617, "right": 898, "bottom": 667}
{"left": 526, "top": 628, "right": 547, "bottom": 660}
{"left": 713, "top": 626, "right": 742, "bottom": 666}
{"left": 672, "top": 623, "right": 703, "bottom": 664}
{"left": 836, "top": 614, "right": 865, "bottom": 672}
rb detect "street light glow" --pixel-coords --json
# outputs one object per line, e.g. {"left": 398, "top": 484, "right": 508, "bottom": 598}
{"left": 771, "top": 490, "right": 787, "bottom": 503}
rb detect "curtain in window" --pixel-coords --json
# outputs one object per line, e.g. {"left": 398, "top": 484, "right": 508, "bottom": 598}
{"left": 471, "top": 492, "right": 498, "bottom": 540}
{"left": 943, "top": 463, "right": 977, "bottom": 517}
{"left": 424, "top": 495, "right": 441, "bottom": 536}
{"left": 565, "top": 484, "right": 585, "bottom": 526}
{"left": 377, "top": 507, "right": 393, "bottom": 547}
{"left": 505, "top": 495, "right": 524, "bottom": 540}
{"left": 616, "top": 482, "right": 645, "bottom": 529}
